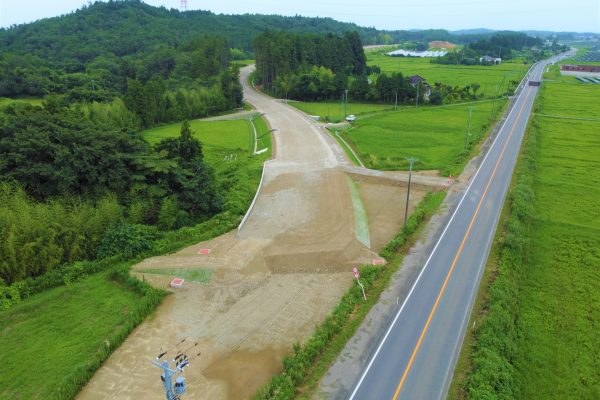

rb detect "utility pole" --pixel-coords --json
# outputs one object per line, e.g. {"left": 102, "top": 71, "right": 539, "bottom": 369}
{"left": 151, "top": 341, "right": 199, "bottom": 400}
{"left": 416, "top": 83, "right": 420, "bottom": 108}
{"left": 464, "top": 107, "right": 473, "bottom": 150}
{"left": 395, "top": 91, "right": 398, "bottom": 111}
{"left": 344, "top": 89, "right": 349, "bottom": 119}
{"left": 404, "top": 157, "right": 417, "bottom": 227}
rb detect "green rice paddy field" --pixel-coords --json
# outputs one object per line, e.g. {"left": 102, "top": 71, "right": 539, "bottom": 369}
{"left": 340, "top": 100, "right": 504, "bottom": 173}
{"left": 367, "top": 53, "right": 529, "bottom": 96}
{"left": 511, "top": 80, "right": 600, "bottom": 399}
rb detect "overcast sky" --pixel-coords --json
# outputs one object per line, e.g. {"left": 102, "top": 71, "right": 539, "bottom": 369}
{"left": 1, "top": 0, "right": 599, "bottom": 32}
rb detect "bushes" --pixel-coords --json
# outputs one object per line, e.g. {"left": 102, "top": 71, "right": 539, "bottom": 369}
{"left": 96, "top": 222, "right": 159, "bottom": 260}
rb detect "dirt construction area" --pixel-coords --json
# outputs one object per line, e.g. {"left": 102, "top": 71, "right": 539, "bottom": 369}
{"left": 77, "top": 66, "right": 446, "bottom": 400}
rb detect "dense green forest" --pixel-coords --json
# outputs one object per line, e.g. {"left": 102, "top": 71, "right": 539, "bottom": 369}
{"left": 0, "top": 0, "right": 553, "bottom": 100}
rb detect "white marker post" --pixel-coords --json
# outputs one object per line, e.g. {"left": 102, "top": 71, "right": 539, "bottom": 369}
{"left": 353, "top": 267, "right": 366, "bottom": 301}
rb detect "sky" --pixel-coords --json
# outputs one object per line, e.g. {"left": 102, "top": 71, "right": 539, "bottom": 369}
{"left": 0, "top": 0, "right": 599, "bottom": 32}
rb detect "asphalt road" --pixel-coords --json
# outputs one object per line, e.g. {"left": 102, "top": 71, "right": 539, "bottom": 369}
{"left": 348, "top": 55, "right": 567, "bottom": 400}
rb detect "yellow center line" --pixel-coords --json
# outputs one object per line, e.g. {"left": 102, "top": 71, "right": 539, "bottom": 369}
{"left": 391, "top": 88, "right": 533, "bottom": 400}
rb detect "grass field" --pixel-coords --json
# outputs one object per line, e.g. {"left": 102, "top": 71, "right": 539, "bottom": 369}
{"left": 290, "top": 101, "right": 394, "bottom": 123}
{"left": 453, "top": 77, "right": 600, "bottom": 399}
{"left": 143, "top": 116, "right": 271, "bottom": 167}
{"left": 367, "top": 52, "right": 529, "bottom": 97}
{"left": 339, "top": 100, "right": 504, "bottom": 173}
{"left": 0, "top": 273, "right": 145, "bottom": 399}
{"left": 143, "top": 119, "right": 249, "bottom": 159}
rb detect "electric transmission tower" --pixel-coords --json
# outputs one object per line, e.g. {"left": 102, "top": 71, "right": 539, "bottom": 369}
{"left": 151, "top": 340, "right": 200, "bottom": 400}
{"left": 180, "top": 0, "right": 188, "bottom": 11}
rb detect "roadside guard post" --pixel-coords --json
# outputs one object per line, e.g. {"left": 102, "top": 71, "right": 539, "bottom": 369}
{"left": 353, "top": 267, "right": 366, "bottom": 301}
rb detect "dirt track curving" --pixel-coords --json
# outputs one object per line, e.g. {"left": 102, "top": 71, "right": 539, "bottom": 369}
{"left": 77, "top": 66, "right": 447, "bottom": 400}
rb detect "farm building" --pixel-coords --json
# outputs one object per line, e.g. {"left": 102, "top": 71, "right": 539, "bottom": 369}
{"left": 561, "top": 64, "right": 600, "bottom": 73}
{"left": 408, "top": 75, "right": 431, "bottom": 96}
{"left": 479, "top": 55, "right": 502, "bottom": 65}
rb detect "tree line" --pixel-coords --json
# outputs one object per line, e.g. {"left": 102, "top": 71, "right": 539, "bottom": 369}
{"left": 433, "top": 32, "right": 545, "bottom": 65}
{"left": 253, "top": 31, "right": 489, "bottom": 106}
{"left": 253, "top": 31, "right": 367, "bottom": 90}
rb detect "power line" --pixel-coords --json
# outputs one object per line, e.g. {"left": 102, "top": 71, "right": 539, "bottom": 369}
{"left": 151, "top": 340, "right": 200, "bottom": 400}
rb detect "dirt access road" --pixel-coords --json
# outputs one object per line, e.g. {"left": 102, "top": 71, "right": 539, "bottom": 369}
{"left": 78, "top": 66, "right": 445, "bottom": 400}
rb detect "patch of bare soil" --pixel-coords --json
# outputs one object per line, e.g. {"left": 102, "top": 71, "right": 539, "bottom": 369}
{"left": 357, "top": 181, "right": 428, "bottom": 251}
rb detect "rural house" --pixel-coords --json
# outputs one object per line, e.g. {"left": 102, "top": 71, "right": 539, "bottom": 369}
{"left": 408, "top": 75, "right": 431, "bottom": 97}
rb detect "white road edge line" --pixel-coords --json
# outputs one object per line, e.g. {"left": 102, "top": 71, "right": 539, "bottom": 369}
{"left": 347, "top": 62, "right": 538, "bottom": 400}
{"left": 438, "top": 60, "right": 548, "bottom": 398}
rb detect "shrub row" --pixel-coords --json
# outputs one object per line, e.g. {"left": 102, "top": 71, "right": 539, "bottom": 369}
{"left": 463, "top": 119, "right": 539, "bottom": 398}
{"left": 254, "top": 191, "right": 445, "bottom": 400}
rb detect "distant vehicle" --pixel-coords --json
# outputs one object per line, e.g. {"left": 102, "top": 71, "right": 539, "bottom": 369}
{"left": 346, "top": 114, "right": 356, "bottom": 122}
{"left": 529, "top": 81, "right": 541, "bottom": 87}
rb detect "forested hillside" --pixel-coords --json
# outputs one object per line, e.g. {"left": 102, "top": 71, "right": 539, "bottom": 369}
{"left": 0, "top": 0, "right": 525, "bottom": 100}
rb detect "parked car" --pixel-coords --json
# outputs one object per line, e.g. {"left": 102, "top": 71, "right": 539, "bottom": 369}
{"left": 346, "top": 114, "right": 356, "bottom": 122}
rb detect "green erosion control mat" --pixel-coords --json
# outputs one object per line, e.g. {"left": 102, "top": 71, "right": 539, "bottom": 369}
{"left": 347, "top": 176, "right": 371, "bottom": 248}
